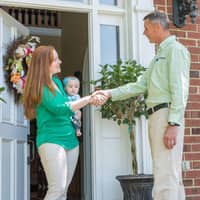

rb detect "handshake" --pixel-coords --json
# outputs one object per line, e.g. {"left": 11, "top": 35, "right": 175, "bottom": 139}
{"left": 89, "top": 90, "right": 111, "bottom": 106}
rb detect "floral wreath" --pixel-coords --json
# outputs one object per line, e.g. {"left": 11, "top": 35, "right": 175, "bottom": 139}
{"left": 4, "top": 35, "right": 40, "bottom": 102}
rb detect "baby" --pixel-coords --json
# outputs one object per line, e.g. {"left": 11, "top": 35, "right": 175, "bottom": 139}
{"left": 63, "top": 76, "right": 82, "bottom": 136}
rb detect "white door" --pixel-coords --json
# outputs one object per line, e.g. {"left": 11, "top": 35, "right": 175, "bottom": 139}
{"left": 0, "top": 9, "right": 30, "bottom": 200}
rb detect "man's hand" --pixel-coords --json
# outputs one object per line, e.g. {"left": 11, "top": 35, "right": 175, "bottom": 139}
{"left": 164, "top": 126, "right": 179, "bottom": 149}
{"left": 90, "top": 90, "right": 111, "bottom": 106}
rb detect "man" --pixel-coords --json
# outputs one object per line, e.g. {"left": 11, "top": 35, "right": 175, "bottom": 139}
{"left": 95, "top": 11, "right": 190, "bottom": 200}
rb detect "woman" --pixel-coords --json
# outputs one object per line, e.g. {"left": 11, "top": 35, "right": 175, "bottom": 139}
{"left": 23, "top": 46, "right": 97, "bottom": 200}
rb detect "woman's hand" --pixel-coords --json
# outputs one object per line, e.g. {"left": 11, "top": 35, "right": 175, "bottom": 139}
{"left": 90, "top": 90, "right": 111, "bottom": 106}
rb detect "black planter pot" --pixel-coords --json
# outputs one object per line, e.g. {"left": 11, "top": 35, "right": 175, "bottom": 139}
{"left": 116, "top": 174, "right": 153, "bottom": 200}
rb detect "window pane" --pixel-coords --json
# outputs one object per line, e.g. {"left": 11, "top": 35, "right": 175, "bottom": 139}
{"left": 100, "top": 25, "right": 120, "bottom": 65}
{"left": 100, "top": 0, "right": 117, "bottom": 5}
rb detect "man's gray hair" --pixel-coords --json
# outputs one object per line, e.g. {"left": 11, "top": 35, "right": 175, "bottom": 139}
{"left": 143, "top": 10, "right": 169, "bottom": 30}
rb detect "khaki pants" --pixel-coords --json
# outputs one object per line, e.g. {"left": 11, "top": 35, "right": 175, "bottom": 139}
{"left": 38, "top": 143, "right": 79, "bottom": 200}
{"left": 148, "top": 108, "right": 185, "bottom": 200}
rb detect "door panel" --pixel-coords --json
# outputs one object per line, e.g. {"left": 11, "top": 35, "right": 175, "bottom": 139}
{"left": 0, "top": 8, "right": 29, "bottom": 200}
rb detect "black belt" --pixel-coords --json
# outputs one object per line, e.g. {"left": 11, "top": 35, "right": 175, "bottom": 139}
{"left": 147, "top": 103, "right": 170, "bottom": 116}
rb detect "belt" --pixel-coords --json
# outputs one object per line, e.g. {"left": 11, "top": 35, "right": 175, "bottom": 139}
{"left": 147, "top": 103, "right": 170, "bottom": 116}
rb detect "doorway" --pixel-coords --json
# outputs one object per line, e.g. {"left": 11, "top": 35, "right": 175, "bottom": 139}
{"left": 1, "top": 7, "right": 90, "bottom": 200}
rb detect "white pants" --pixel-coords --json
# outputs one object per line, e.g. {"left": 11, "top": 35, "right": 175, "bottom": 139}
{"left": 148, "top": 108, "right": 185, "bottom": 200}
{"left": 38, "top": 143, "right": 79, "bottom": 200}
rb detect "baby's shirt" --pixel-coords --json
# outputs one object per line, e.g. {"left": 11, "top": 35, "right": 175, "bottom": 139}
{"left": 68, "top": 94, "right": 80, "bottom": 102}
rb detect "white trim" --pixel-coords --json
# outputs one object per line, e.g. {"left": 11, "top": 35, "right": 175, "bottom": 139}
{"left": 88, "top": 9, "right": 99, "bottom": 200}
{"left": 0, "top": 0, "right": 92, "bottom": 13}
{"left": 97, "top": 6, "right": 125, "bottom": 15}
{"left": 28, "top": 27, "right": 62, "bottom": 37}
{"left": 134, "top": 5, "right": 154, "bottom": 12}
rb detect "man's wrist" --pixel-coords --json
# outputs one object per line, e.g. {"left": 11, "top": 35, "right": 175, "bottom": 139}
{"left": 168, "top": 122, "right": 180, "bottom": 127}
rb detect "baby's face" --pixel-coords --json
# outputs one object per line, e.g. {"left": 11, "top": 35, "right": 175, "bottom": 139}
{"left": 65, "top": 80, "right": 80, "bottom": 96}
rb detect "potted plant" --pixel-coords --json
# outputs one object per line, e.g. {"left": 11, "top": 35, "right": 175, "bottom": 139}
{"left": 91, "top": 60, "right": 153, "bottom": 200}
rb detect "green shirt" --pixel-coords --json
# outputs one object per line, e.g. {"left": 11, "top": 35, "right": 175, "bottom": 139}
{"left": 111, "top": 36, "right": 190, "bottom": 125}
{"left": 36, "top": 76, "right": 79, "bottom": 150}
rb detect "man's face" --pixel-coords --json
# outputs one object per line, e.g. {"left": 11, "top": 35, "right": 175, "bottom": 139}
{"left": 143, "top": 19, "right": 159, "bottom": 43}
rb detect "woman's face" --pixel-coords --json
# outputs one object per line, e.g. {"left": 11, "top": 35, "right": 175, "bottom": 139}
{"left": 49, "top": 50, "right": 62, "bottom": 76}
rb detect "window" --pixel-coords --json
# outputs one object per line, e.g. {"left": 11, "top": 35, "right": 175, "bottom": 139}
{"left": 100, "top": 0, "right": 117, "bottom": 6}
{"left": 100, "top": 24, "right": 120, "bottom": 65}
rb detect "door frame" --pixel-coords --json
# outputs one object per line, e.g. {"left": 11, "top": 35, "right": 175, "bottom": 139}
{"left": 0, "top": 2, "right": 94, "bottom": 200}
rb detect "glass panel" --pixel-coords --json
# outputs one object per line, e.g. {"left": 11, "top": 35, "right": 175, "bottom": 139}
{"left": 100, "top": 0, "right": 117, "bottom": 6}
{"left": 100, "top": 24, "right": 120, "bottom": 65}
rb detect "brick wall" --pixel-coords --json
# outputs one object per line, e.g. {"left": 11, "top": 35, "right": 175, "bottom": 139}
{"left": 154, "top": 0, "right": 200, "bottom": 199}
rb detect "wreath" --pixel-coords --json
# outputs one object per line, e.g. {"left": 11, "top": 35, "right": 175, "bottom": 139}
{"left": 4, "top": 35, "right": 40, "bottom": 102}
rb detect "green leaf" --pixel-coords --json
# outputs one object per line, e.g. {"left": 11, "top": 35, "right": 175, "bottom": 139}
{"left": 0, "top": 98, "right": 6, "bottom": 103}
{"left": 90, "top": 59, "right": 147, "bottom": 126}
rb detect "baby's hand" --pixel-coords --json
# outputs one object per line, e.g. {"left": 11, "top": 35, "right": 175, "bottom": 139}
{"left": 76, "top": 129, "right": 82, "bottom": 137}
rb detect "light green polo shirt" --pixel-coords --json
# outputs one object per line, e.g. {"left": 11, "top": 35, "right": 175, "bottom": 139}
{"left": 111, "top": 36, "right": 190, "bottom": 125}
{"left": 36, "top": 76, "right": 79, "bottom": 150}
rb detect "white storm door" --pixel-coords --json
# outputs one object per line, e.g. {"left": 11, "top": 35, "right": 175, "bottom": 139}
{"left": 0, "top": 8, "right": 30, "bottom": 200}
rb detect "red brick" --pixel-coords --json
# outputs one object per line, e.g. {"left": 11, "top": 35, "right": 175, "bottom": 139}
{"left": 185, "top": 111, "right": 191, "bottom": 118}
{"left": 192, "top": 129, "right": 200, "bottom": 135}
{"left": 185, "top": 153, "right": 200, "bottom": 160}
{"left": 167, "top": 0, "right": 172, "bottom": 4}
{"left": 189, "top": 47, "right": 200, "bottom": 54}
{"left": 187, "top": 103, "right": 200, "bottom": 110}
{"left": 191, "top": 111, "right": 200, "bottom": 118}
{"left": 185, "top": 128, "right": 191, "bottom": 135}
{"left": 190, "top": 63, "right": 200, "bottom": 70}
{"left": 170, "top": 30, "right": 186, "bottom": 37}
{"left": 193, "top": 161, "right": 200, "bottom": 169}
{"left": 180, "top": 39, "right": 197, "bottom": 47}
{"left": 195, "top": 179, "right": 200, "bottom": 185}
{"left": 185, "top": 171, "right": 200, "bottom": 178}
{"left": 186, "top": 196, "right": 200, "bottom": 200}
{"left": 184, "top": 179, "right": 194, "bottom": 186}
{"left": 192, "top": 144, "right": 200, "bottom": 152}
{"left": 184, "top": 136, "right": 200, "bottom": 143}
{"left": 188, "top": 95, "right": 200, "bottom": 101}
{"left": 154, "top": 0, "right": 165, "bottom": 4}
{"left": 185, "top": 186, "right": 200, "bottom": 195}
{"left": 190, "top": 79, "right": 200, "bottom": 86}
{"left": 185, "top": 120, "right": 200, "bottom": 127}
{"left": 191, "top": 55, "right": 199, "bottom": 62}
{"left": 166, "top": 6, "right": 172, "bottom": 14}
{"left": 189, "top": 86, "right": 198, "bottom": 94}
{"left": 183, "top": 24, "right": 198, "bottom": 32}
{"left": 184, "top": 144, "right": 192, "bottom": 152}
{"left": 188, "top": 32, "right": 200, "bottom": 39}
